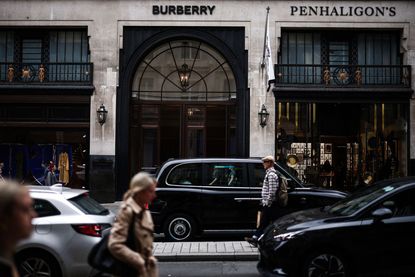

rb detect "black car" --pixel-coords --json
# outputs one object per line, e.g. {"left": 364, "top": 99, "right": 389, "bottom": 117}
{"left": 257, "top": 177, "right": 415, "bottom": 277}
{"left": 149, "top": 158, "right": 347, "bottom": 241}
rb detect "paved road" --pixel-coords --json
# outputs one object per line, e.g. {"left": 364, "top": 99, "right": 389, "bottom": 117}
{"left": 155, "top": 231, "right": 253, "bottom": 242}
{"left": 159, "top": 261, "right": 260, "bottom": 277}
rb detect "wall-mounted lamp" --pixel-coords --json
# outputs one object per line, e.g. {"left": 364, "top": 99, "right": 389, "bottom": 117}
{"left": 97, "top": 104, "right": 108, "bottom": 126}
{"left": 178, "top": 63, "right": 190, "bottom": 89}
{"left": 258, "top": 104, "right": 269, "bottom": 128}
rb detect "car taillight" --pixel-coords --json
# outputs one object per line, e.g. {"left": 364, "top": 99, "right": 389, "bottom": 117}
{"left": 72, "top": 224, "right": 102, "bottom": 237}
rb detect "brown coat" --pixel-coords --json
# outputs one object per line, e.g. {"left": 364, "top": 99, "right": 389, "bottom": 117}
{"left": 108, "top": 197, "right": 158, "bottom": 277}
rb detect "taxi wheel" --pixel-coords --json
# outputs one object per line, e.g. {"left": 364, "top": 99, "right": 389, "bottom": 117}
{"left": 164, "top": 214, "right": 196, "bottom": 241}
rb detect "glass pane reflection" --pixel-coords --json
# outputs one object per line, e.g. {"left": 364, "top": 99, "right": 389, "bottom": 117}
{"left": 132, "top": 39, "right": 236, "bottom": 101}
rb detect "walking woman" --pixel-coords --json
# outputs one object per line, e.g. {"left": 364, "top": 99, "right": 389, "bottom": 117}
{"left": 0, "top": 180, "right": 36, "bottom": 277}
{"left": 108, "top": 172, "right": 158, "bottom": 277}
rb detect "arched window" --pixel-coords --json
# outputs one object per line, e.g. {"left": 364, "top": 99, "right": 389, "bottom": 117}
{"left": 131, "top": 40, "right": 237, "bottom": 101}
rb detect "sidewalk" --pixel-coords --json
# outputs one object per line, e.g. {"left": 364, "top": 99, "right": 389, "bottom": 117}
{"left": 102, "top": 202, "right": 259, "bottom": 262}
{"left": 153, "top": 241, "right": 258, "bottom": 262}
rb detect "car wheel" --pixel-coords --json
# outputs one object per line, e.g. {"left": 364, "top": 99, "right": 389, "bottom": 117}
{"left": 16, "top": 250, "right": 62, "bottom": 277}
{"left": 164, "top": 214, "right": 195, "bottom": 241}
{"left": 303, "top": 251, "right": 349, "bottom": 277}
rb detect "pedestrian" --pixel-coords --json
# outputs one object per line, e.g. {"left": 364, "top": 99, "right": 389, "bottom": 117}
{"left": 108, "top": 172, "right": 158, "bottom": 277}
{"left": 0, "top": 180, "right": 36, "bottom": 277}
{"left": 245, "top": 155, "right": 279, "bottom": 247}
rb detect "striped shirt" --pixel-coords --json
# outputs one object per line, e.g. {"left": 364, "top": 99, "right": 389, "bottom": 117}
{"left": 261, "top": 167, "right": 279, "bottom": 207}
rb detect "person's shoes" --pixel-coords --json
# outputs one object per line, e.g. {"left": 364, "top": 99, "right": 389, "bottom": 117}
{"left": 244, "top": 236, "right": 258, "bottom": 247}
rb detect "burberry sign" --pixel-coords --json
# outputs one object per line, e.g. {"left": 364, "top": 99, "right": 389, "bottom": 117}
{"left": 153, "top": 5, "right": 216, "bottom": 15}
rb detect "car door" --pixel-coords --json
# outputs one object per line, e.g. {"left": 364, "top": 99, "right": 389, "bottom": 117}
{"left": 199, "top": 162, "right": 252, "bottom": 230}
{"left": 357, "top": 187, "right": 415, "bottom": 276}
{"left": 156, "top": 163, "right": 203, "bottom": 222}
{"left": 32, "top": 198, "right": 61, "bottom": 234}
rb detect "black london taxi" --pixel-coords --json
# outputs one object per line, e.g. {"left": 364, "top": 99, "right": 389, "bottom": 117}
{"left": 149, "top": 158, "right": 347, "bottom": 241}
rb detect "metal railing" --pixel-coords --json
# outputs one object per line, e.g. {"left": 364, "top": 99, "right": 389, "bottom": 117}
{"left": 0, "top": 62, "right": 93, "bottom": 84}
{"left": 274, "top": 64, "right": 411, "bottom": 87}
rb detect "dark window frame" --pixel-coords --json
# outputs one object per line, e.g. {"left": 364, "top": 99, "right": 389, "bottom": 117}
{"left": 279, "top": 29, "right": 402, "bottom": 66}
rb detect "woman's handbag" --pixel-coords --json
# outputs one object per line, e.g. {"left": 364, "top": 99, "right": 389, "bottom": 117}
{"left": 88, "top": 214, "right": 137, "bottom": 276}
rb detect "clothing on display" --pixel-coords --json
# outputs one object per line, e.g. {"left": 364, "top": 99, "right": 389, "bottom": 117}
{"left": 44, "top": 164, "right": 58, "bottom": 186}
{"left": 58, "top": 152, "right": 70, "bottom": 184}
{"left": 0, "top": 143, "right": 73, "bottom": 185}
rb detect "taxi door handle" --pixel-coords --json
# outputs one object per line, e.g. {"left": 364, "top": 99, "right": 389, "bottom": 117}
{"left": 234, "top": 198, "right": 253, "bottom": 202}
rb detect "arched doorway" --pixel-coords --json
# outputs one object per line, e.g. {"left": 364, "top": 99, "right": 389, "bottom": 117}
{"left": 130, "top": 39, "right": 238, "bottom": 172}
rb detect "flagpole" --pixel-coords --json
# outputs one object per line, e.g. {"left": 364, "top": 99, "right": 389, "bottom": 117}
{"left": 261, "top": 7, "right": 270, "bottom": 69}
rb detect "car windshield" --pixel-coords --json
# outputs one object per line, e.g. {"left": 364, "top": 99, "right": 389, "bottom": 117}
{"left": 327, "top": 182, "right": 400, "bottom": 216}
{"left": 69, "top": 193, "right": 109, "bottom": 215}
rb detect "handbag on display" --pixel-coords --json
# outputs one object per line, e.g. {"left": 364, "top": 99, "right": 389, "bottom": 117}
{"left": 88, "top": 214, "right": 137, "bottom": 277}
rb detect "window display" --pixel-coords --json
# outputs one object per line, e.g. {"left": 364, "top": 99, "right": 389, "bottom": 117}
{"left": 0, "top": 130, "right": 88, "bottom": 188}
{"left": 276, "top": 102, "right": 407, "bottom": 190}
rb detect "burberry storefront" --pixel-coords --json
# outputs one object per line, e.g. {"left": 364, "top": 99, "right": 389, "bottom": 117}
{"left": 1, "top": 1, "right": 414, "bottom": 201}
{"left": 116, "top": 27, "right": 249, "bottom": 196}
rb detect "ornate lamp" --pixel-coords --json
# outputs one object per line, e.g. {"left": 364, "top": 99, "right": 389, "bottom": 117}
{"left": 178, "top": 63, "right": 190, "bottom": 89}
{"left": 258, "top": 104, "right": 269, "bottom": 128}
{"left": 97, "top": 104, "right": 108, "bottom": 126}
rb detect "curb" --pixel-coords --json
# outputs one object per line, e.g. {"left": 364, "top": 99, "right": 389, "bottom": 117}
{"left": 155, "top": 252, "right": 259, "bottom": 262}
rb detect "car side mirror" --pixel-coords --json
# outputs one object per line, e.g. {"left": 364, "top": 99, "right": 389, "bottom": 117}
{"left": 372, "top": 207, "right": 393, "bottom": 222}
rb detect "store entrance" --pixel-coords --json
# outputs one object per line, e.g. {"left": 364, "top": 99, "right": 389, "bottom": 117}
{"left": 130, "top": 103, "right": 236, "bottom": 173}
{"left": 276, "top": 102, "right": 408, "bottom": 190}
{"left": 129, "top": 38, "right": 239, "bottom": 173}
{"left": 317, "top": 103, "right": 360, "bottom": 187}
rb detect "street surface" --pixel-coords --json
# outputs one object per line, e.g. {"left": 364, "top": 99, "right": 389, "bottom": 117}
{"left": 155, "top": 231, "right": 251, "bottom": 242}
{"left": 159, "top": 261, "right": 260, "bottom": 277}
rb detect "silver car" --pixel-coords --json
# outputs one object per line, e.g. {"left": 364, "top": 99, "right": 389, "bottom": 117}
{"left": 16, "top": 184, "right": 115, "bottom": 277}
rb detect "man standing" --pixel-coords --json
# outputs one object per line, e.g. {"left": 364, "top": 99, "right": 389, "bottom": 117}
{"left": 245, "top": 155, "right": 279, "bottom": 246}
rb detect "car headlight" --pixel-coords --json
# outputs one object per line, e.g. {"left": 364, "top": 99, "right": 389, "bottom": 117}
{"left": 273, "top": 230, "right": 302, "bottom": 242}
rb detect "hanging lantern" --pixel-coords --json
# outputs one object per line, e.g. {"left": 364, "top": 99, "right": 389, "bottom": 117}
{"left": 258, "top": 104, "right": 269, "bottom": 128}
{"left": 97, "top": 104, "right": 108, "bottom": 126}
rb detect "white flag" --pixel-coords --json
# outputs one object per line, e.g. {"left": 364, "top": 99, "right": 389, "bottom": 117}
{"left": 263, "top": 7, "right": 275, "bottom": 92}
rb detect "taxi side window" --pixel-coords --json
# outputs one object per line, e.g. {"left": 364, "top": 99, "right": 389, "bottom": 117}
{"left": 207, "top": 163, "right": 244, "bottom": 187}
{"left": 167, "top": 163, "right": 202, "bottom": 185}
{"left": 253, "top": 163, "right": 265, "bottom": 187}
{"left": 253, "top": 163, "right": 294, "bottom": 189}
